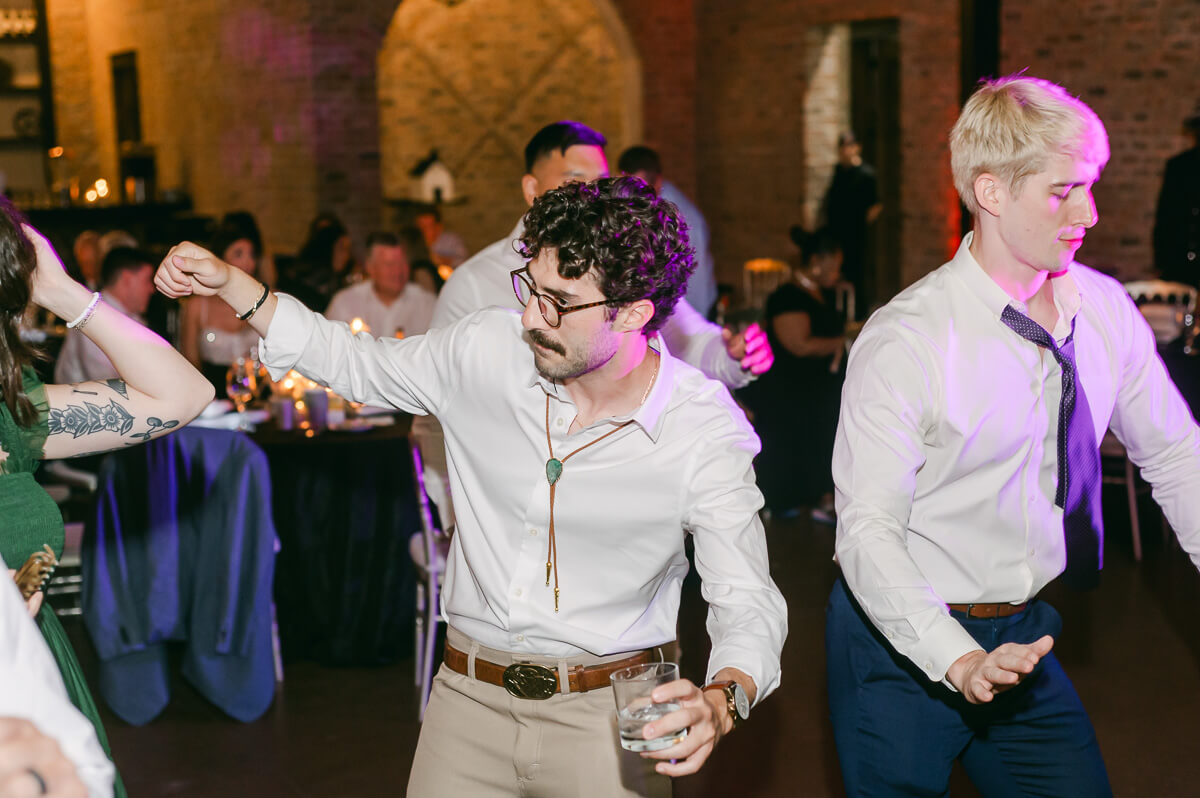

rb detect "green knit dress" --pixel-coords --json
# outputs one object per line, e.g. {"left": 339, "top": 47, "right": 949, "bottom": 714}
{"left": 1, "top": 367, "right": 126, "bottom": 797}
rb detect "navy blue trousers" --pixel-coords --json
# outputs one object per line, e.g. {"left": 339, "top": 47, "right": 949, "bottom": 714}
{"left": 826, "top": 579, "right": 1111, "bottom": 797}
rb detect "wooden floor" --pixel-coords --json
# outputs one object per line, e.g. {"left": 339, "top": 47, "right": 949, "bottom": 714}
{"left": 70, "top": 503, "right": 1200, "bottom": 797}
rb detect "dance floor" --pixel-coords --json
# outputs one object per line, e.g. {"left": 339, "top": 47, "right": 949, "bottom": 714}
{"left": 68, "top": 499, "right": 1200, "bottom": 796}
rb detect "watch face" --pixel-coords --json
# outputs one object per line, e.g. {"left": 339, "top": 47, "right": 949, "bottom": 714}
{"left": 732, "top": 683, "right": 750, "bottom": 719}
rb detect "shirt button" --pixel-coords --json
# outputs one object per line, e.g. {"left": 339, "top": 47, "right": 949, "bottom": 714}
{"left": 923, "top": 661, "right": 934, "bottom": 673}
{"left": 515, "top": 588, "right": 523, "bottom": 598}
{"left": 515, "top": 634, "right": 525, "bottom": 643}
{"left": 529, "top": 528, "right": 539, "bottom": 537}
{"left": 556, "top": 418, "right": 564, "bottom": 427}
{"left": 1029, "top": 548, "right": 1036, "bottom": 556}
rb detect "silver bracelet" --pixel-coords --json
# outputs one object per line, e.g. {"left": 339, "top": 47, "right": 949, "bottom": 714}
{"left": 65, "top": 292, "right": 101, "bottom": 330}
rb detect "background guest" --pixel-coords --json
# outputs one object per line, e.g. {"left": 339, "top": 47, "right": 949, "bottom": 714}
{"left": 414, "top": 205, "right": 468, "bottom": 271}
{"left": 822, "top": 132, "right": 882, "bottom": 318}
{"left": 179, "top": 222, "right": 265, "bottom": 394}
{"left": 618, "top": 145, "right": 718, "bottom": 318}
{"left": 70, "top": 231, "right": 101, "bottom": 290}
{"left": 54, "top": 247, "right": 157, "bottom": 385}
{"left": 277, "top": 214, "right": 355, "bottom": 313}
{"left": 325, "top": 232, "right": 435, "bottom": 337}
{"left": 1152, "top": 105, "right": 1200, "bottom": 287}
{"left": 398, "top": 225, "right": 445, "bottom": 295}
{"left": 740, "top": 227, "right": 846, "bottom": 520}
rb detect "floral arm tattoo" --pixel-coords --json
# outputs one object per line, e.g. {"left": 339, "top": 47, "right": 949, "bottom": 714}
{"left": 48, "top": 380, "right": 179, "bottom": 447}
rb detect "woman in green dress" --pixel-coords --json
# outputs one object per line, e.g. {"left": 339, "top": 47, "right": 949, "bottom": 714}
{"left": 0, "top": 197, "right": 214, "bottom": 795}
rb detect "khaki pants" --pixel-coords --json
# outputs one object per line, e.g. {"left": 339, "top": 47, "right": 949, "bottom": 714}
{"left": 407, "top": 628, "right": 671, "bottom": 797}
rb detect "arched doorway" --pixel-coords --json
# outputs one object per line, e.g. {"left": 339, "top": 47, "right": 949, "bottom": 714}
{"left": 377, "top": 0, "right": 642, "bottom": 252}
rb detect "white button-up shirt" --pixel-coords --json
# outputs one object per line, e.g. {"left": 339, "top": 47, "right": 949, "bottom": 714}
{"left": 260, "top": 295, "right": 787, "bottom": 700}
{"left": 833, "top": 233, "right": 1200, "bottom": 684}
{"left": 325, "top": 280, "right": 436, "bottom": 338}
{"left": 433, "top": 222, "right": 753, "bottom": 389}
{"left": 0, "top": 559, "right": 114, "bottom": 797}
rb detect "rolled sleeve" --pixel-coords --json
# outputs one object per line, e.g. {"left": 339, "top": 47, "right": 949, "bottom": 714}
{"left": 684, "top": 414, "right": 786, "bottom": 704}
{"left": 833, "top": 327, "right": 982, "bottom": 684}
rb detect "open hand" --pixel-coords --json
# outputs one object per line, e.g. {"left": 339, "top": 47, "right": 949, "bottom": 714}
{"left": 947, "top": 635, "right": 1054, "bottom": 704}
{"left": 155, "top": 242, "right": 231, "bottom": 298}
{"left": 723, "top": 323, "right": 774, "bottom": 375}
{"left": 636, "top": 678, "right": 730, "bottom": 778}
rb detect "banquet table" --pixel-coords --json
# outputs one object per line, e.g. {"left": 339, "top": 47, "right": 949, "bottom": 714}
{"left": 248, "top": 412, "right": 422, "bottom": 666}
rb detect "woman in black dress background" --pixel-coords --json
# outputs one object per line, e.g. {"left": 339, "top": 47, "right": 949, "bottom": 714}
{"left": 741, "top": 228, "right": 847, "bottom": 520}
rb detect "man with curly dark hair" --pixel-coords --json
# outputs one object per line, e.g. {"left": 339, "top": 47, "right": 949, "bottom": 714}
{"left": 157, "top": 175, "right": 787, "bottom": 798}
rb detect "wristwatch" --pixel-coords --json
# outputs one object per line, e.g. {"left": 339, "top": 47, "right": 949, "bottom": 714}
{"left": 702, "top": 680, "right": 750, "bottom": 728}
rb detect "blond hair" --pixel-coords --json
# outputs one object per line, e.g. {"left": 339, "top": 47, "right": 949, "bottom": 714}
{"left": 950, "top": 76, "right": 1109, "bottom": 216}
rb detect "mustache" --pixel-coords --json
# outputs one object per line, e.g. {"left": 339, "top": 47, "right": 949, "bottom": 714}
{"left": 526, "top": 329, "right": 565, "bottom": 355}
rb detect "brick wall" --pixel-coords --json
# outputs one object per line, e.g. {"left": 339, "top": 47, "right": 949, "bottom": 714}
{"left": 1002, "top": 0, "right": 1200, "bottom": 280}
{"left": 44, "top": 0, "right": 1200, "bottom": 287}
{"left": 696, "top": 0, "right": 961, "bottom": 292}
{"left": 377, "top": 0, "right": 641, "bottom": 254}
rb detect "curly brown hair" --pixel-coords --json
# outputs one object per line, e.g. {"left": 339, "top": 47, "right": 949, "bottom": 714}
{"left": 0, "top": 196, "right": 39, "bottom": 426}
{"left": 517, "top": 176, "right": 694, "bottom": 335}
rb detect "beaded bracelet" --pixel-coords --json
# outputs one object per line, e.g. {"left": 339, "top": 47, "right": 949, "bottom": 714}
{"left": 66, "top": 292, "right": 101, "bottom": 330}
{"left": 237, "top": 283, "right": 270, "bottom": 321}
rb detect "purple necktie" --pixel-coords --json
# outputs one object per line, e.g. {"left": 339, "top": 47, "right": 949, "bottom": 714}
{"left": 1001, "top": 306, "right": 1103, "bottom": 589}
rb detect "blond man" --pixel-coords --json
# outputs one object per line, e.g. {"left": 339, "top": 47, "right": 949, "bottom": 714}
{"left": 827, "top": 76, "right": 1200, "bottom": 795}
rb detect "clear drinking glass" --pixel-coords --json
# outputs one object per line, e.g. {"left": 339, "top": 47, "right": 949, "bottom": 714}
{"left": 610, "top": 662, "right": 688, "bottom": 752}
{"left": 225, "top": 357, "right": 257, "bottom": 414}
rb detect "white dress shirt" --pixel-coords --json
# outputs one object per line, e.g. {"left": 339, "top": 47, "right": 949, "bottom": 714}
{"left": 834, "top": 232, "right": 1200, "bottom": 685}
{"left": 660, "top": 181, "right": 718, "bottom": 318}
{"left": 53, "top": 293, "right": 137, "bottom": 384}
{"left": 432, "top": 222, "right": 753, "bottom": 389}
{"left": 325, "top": 280, "right": 436, "bottom": 338}
{"left": 260, "top": 295, "right": 787, "bottom": 701}
{"left": 0, "top": 558, "right": 114, "bottom": 797}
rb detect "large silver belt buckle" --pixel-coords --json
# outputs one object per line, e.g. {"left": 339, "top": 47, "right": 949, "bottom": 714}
{"left": 502, "top": 662, "right": 558, "bottom": 700}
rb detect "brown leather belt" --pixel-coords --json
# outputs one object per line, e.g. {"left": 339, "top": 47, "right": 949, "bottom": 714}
{"left": 947, "top": 602, "right": 1029, "bottom": 619}
{"left": 443, "top": 642, "right": 669, "bottom": 700}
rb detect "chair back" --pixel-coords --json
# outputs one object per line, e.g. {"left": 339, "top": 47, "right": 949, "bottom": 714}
{"left": 408, "top": 438, "right": 445, "bottom": 577}
{"left": 1123, "top": 280, "right": 1198, "bottom": 345}
{"left": 742, "top": 258, "right": 789, "bottom": 310}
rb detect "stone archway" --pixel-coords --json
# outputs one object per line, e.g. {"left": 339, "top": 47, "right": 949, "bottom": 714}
{"left": 377, "top": 0, "right": 642, "bottom": 252}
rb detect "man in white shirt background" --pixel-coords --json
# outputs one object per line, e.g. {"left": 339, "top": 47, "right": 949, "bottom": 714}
{"left": 618, "top": 145, "right": 718, "bottom": 319}
{"left": 0, "top": 555, "right": 114, "bottom": 797}
{"left": 827, "top": 75, "right": 1200, "bottom": 797}
{"left": 325, "top": 231, "right": 435, "bottom": 338}
{"left": 156, "top": 176, "right": 787, "bottom": 798}
{"left": 432, "top": 120, "right": 772, "bottom": 385}
{"left": 54, "top": 247, "right": 155, "bottom": 384}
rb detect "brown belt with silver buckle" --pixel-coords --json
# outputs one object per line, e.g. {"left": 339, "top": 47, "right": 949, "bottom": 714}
{"left": 443, "top": 642, "right": 670, "bottom": 700}
{"left": 947, "top": 602, "right": 1029, "bottom": 619}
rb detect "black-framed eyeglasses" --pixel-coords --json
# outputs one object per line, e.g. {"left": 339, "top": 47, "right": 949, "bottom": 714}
{"left": 510, "top": 267, "right": 611, "bottom": 328}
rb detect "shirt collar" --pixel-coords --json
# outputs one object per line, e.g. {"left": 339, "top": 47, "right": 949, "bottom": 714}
{"left": 525, "top": 333, "right": 672, "bottom": 443}
{"left": 949, "top": 231, "right": 1083, "bottom": 332}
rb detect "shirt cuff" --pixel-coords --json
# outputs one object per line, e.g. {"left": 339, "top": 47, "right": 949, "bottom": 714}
{"left": 257, "top": 293, "right": 315, "bottom": 381}
{"left": 906, "top": 612, "right": 984, "bottom": 687}
{"left": 705, "top": 651, "right": 778, "bottom": 708}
